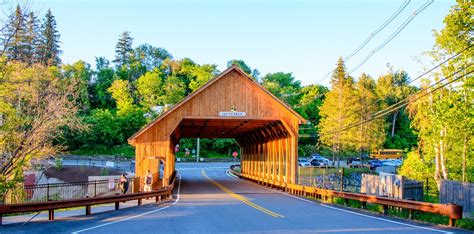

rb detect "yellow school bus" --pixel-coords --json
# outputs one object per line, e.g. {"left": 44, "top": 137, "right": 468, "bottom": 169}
{"left": 370, "top": 149, "right": 403, "bottom": 159}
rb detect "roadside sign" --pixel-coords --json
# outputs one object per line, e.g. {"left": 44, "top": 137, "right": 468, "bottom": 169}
{"left": 232, "top": 151, "right": 238, "bottom": 158}
{"left": 108, "top": 178, "right": 115, "bottom": 189}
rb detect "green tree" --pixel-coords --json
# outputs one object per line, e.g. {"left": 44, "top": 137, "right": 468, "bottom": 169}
{"left": 163, "top": 75, "right": 186, "bottom": 105}
{"left": 90, "top": 57, "right": 116, "bottom": 109}
{"left": 113, "top": 31, "right": 134, "bottom": 68}
{"left": 187, "top": 64, "right": 219, "bottom": 92}
{"left": 108, "top": 79, "right": 134, "bottom": 115}
{"left": 353, "top": 73, "right": 385, "bottom": 153}
{"left": 38, "top": 9, "right": 61, "bottom": 66}
{"left": 262, "top": 72, "right": 302, "bottom": 107}
{"left": 3, "top": 5, "right": 28, "bottom": 62}
{"left": 402, "top": 0, "right": 473, "bottom": 187}
{"left": 375, "top": 71, "right": 417, "bottom": 149}
{"left": 137, "top": 69, "right": 164, "bottom": 110}
{"left": 318, "top": 57, "right": 358, "bottom": 163}
{"left": 25, "top": 12, "right": 41, "bottom": 64}
{"left": 227, "top": 59, "right": 260, "bottom": 80}
{"left": 63, "top": 60, "right": 93, "bottom": 113}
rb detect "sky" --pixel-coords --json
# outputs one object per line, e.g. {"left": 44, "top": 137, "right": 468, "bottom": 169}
{"left": 26, "top": 0, "right": 454, "bottom": 86}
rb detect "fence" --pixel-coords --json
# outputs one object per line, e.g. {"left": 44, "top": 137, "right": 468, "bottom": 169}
{"left": 361, "top": 173, "right": 423, "bottom": 201}
{"left": 440, "top": 179, "right": 473, "bottom": 216}
{"left": 5, "top": 177, "right": 139, "bottom": 205}
{"left": 298, "top": 167, "right": 373, "bottom": 193}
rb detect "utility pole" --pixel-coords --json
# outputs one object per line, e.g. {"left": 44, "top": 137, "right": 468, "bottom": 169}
{"left": 196, "top": 138, "right": 200, "bottom": 163}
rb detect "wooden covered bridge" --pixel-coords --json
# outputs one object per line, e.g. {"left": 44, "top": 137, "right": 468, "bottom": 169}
{"left": 128, "top": 65, "right": 306, "bottom": 189}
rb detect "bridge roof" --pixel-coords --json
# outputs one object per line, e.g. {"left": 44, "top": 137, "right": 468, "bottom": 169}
{"left": 128, "top": 65, "right": 305, "bottom": 143}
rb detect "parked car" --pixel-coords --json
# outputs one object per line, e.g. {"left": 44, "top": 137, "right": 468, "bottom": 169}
{"left": 309, "top": 154, "right": 330, "bottom": 163}
{"left": 310, "top": 158, "right": 329, "bottom": 167}
{"left": 368, "top": 159, "right": 382, "bottom": 169}
{"left": 298, "top": 158, "right": 311, "bottom": 167}
{"left": 380, "top": 159, "right": 403, "bottom": 167}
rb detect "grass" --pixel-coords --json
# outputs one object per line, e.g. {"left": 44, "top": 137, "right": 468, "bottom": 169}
{"left": 175, "top": 150, "right": 233, "bottom": 159}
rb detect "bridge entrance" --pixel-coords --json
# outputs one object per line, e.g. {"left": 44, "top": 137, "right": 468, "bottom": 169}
{"left": 128, "top": 66, "right": 305, "bottom": 189}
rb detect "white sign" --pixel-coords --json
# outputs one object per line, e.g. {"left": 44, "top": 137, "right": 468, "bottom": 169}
{"left": 105, "top": 161, "right": 114, "bottom": 168}
{"left": 108, "top": 178, "right": 115, "bottom": 189}
{"left": 219, "top": 111, "right": 246, "bottom": 117}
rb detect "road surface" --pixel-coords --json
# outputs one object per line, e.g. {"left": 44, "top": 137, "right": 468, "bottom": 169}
{"left": 1, "top": 162, "right": 467, "bottom": 233}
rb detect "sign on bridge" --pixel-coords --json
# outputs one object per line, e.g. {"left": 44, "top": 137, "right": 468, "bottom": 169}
{"left": 219, "top": 111, "right": 246, "bottom": 117}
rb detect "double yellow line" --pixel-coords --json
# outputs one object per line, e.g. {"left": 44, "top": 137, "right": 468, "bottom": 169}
{"left": 201, "top": 170, "right": 284, "bottom": 218}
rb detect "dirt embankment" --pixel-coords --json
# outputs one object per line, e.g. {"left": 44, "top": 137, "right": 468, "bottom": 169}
{"left": 44, "top": 166, "right": 124, "bottom": 183}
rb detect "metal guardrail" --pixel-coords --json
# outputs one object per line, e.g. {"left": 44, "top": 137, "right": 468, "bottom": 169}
{"left": 0, "top": 171, "right": 177, "bottom": 225}
{"left": 229, "top": 165, "right": 463, "bottom": 227}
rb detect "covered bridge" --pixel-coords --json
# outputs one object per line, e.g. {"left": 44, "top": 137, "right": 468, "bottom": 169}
{"left": 128, "top": 65, "right": 306, "bottom": 189}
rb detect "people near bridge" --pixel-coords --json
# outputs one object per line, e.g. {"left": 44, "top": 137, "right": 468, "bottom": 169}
{"left": 117, "top": 174, "right": 129, "bottom": 195}
{"left": 143, "top": 170, "right": 153, "bottom": 192}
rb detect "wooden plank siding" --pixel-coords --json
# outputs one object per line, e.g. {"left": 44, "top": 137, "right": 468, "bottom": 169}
{"left": 128, "top": 66, "right": 305, "bottom": 189}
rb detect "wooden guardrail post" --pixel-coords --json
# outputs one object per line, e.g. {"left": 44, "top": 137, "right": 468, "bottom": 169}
{"left": 86, "top": 205, "right": 91, "bottom": 215}
{"left": 48, "top": 209, "right": 54, "bottom": 220}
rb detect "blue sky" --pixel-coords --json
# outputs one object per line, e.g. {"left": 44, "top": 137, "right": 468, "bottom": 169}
{"left": 31, "top": 0, "right": 453, "bottom": 86}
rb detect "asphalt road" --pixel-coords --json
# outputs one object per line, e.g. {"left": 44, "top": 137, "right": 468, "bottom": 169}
{"left": 1, "top": 162, "right": 468, "bottom": 233}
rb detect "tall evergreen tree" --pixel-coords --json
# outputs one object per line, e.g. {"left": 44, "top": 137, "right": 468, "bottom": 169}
{"left": 3, "top": 5, "right": 28, "bottom": 62}
{"left": 318, "top": 57, "right": 358, "bottom": 164}
{"left": 38, "top": 9, "right": 61, "bottom": 66}
{"left": 25, "top": 12, "right": 41, "bottom": 64}
{"left": 113, "top": 31, "right": 134, "bottom": 68}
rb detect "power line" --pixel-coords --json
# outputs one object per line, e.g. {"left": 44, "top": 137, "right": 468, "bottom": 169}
{"left": 348, "top": 0, "right": 434, "bottom": 74}
{"left": 345, "top": 0, "right": 411, "bottom": 62}
{"left": 320, "top": 45, "right": 472, "bottom": 127}
{"left": 321, "top": 64, "right": 472, "bottom": 136}
{"left": 316, "top": 0, "right": 411, "bottom": 84}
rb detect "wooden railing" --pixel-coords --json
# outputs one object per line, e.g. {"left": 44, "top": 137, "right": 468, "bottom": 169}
{"left": 229, "top": 165, "right": 463, "bottom": 227}
{"left": 0, "top": 171, "right": 177, "bottom": 225}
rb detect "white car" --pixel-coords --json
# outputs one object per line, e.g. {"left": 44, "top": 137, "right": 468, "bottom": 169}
{"left": 298, "top": 158, "right": 311, "bottom": 167}
{"left": 309, "top": 154, "right": 330, "bottom": 163}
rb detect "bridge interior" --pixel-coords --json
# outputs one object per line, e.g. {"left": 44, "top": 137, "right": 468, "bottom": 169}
{"left": 171, "top": 118, "right": 295, "bottom": 186}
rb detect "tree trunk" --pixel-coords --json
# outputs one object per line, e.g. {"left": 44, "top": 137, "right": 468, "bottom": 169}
{"left": 434, "top": 143, "right": 441, "bottom": 190}
{"left": 439, "top": 128, "right": 448, "bottom": 180}
{"left": 391, "top": 111, "right": 398, "bottom": 137}
{"left": 462, "top": 134, "right": 467, "bottom": 182}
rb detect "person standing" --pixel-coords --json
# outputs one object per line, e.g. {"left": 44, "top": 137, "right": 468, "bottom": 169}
{"left": 143, "top": 170, "right": 152, "bottom": 192}
{"left": 118, "top": 174, "right": 128, "bottom": 194}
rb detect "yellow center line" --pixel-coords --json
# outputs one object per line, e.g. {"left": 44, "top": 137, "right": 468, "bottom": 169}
{"left": 201, "top": 170, "right": 284, "bottom": 218}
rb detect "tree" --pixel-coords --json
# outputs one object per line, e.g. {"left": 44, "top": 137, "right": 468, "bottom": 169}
{"left": 227, "top": 59, "right": 260, "bottom": 80}
{"left": 137, "top": 69, "right": 164, "bottom": 110}
{"left": 262, "top": 72, "right": 302, "bottom": 107}
{"left": 353, "top": 73, "right": 385, "bottom": 154}
{"left": 163, "top": 75, "right": 186, "bottom": 105}
{"left": 113, "top": 31, "right": 134, "bottom": 69}
{"left": 318, "top": 58, "right": 358, "bottom": 164}
{"left": 25, "top": 12, "right": 41, "bottom": 64}
{"left": 38, "top": 9, "right": 61, "bottom": 66}
{"left": 0, "top": 61, "right": 84, "bottom": 202}
{"left": 90, "top": 57, "right": 116, "bottom": 109}
{"left": 187, "top": 64, "right": 219, "bottom": 92}
{"left": 402, "top": 0, "right": 473, "bottom": 187}
{"left": 134, "top": 44, "right": 172, "bottom": 71}
{"left": 108, "top": 79, "right": 134, "bottom": 115}
{"left": 63, "top": 61, "right": 93, "bottom": 113}
{"left": 3, "top": 5, "right": 28, "bottom": 62}
{"left": 375, "top": 71, "right": 417, "bottom": 149}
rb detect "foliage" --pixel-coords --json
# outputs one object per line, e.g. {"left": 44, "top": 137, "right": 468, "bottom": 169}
{"left": 406, "top": 0, "right": 473, "bottom": 186}
{"left": 54, "top": 158, "right": 63, "bottom": 171}
{"left": 0, "top": 61, "right": 85, "bottom": 201}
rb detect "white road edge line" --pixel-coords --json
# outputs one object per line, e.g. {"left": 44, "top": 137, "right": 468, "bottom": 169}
{"left": 224, "top": 170, "right": 451, "bottom": 234}
{"left": 72, "top": 173, "right": 182, "bottom": 234}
